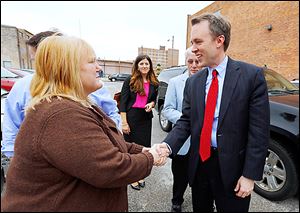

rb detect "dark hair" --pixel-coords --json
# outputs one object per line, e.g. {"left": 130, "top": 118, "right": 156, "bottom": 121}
{"left": 129, "top": 54, "right": 158, "bottom": 95}
{"left": 191, "top": 13, "right": 231, "bottom": 52}
{"left": 26, "top": 31, "right": 63, "bottom": 48}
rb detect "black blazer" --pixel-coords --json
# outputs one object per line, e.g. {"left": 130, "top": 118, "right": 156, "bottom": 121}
{"left": 164, "top": 57, "right": 270, "bottom": 192}
{"left": 119, "top": 75, "right": 158, "bottom": 119}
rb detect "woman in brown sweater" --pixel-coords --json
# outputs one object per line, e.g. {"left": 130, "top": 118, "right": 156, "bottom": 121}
{"left": 1, "top": 36, "right": 163, "bottom": 212}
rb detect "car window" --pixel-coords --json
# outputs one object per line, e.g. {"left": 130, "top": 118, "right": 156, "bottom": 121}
{"left": 264, "top": 69, "right": 299, "bottom": 95}
{"left": 158, "top": 67, "right": 187, "bottom": 83}
{"left": 1, "top": 67, "right": 19, "bottom": 78}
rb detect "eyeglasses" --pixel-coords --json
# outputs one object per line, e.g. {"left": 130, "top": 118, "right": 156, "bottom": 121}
{"left": 187, "top": 59, "right": 200, "bottom": 64}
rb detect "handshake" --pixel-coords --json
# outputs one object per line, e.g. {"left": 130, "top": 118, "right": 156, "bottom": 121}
{"left": 142, "top": 143, "right": 170, "bottom": 166}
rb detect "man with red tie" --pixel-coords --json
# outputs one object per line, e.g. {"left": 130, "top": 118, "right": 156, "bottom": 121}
{"left": 161, "top": 13, "right": 269, "bottom": 212}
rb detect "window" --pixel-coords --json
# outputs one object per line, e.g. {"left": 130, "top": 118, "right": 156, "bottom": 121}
{"left": 3, "top": 61, "right": 12, "bottom": 68}
{"left": 214, "top": 10, "right": 221, "bottom": 16}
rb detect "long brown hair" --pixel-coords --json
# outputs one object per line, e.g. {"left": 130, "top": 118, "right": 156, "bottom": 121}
{"left": 129, "top": 54, "right": 158, "bottom": 95}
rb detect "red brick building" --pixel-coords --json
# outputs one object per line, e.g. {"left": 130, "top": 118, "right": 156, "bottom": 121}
{"left": 186, "top": 1, "right": 299, "bottom": 80}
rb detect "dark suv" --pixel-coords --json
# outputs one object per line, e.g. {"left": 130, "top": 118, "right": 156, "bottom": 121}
{"left": 156, "top": 67, "right": 299, "bottom": 201}
{"left": 108, "top": 73, "right": 131, "bottom": 82}
{"left": 155, "top": 66, "right": 188, "bottom": 131}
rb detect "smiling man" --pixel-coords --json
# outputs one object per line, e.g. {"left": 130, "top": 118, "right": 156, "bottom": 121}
{"left": 161, "top": 13, "right": 270, "bottom": 212}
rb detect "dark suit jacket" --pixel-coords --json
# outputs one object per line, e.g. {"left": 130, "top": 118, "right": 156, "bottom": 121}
{"left": 119, "top": 75, "right": 158, "bottom": 119}
{"left": 164, "top": 57, "right": 270, "bottom": 192}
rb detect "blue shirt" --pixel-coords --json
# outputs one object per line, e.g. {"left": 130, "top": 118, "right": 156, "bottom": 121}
{"left": 206, "top": 56, "right": 228, "bottom": 148}
{"left": 1, "top": 75, "right": 121, "bottom": 158}
{"left": 163, "top": 71, "right": 191, "bottom": 155}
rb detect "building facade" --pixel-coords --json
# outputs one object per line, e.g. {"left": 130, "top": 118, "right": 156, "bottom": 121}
{"left": 186, "top": 1, "right": 299, "bottom": 80}
{"left": 97, "top": 58, "right": 133, "bottom": 76}
{"left": 138, "top": 46, "right": 179, "bottom": 69}
{"left": 1, "top": 25, "right": 33, "bottom": 69}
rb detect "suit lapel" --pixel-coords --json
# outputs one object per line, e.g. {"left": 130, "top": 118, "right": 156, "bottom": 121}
{"left": 217, "top": 58, "right": 241, "bottom": 129}
{"left": 196, "top": 68, "right": 208, "bottom": 127}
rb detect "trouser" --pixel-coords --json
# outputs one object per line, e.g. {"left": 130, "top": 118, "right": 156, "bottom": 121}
{"left": 171, "top": 153, "right": 189, "bottom": 205}
{"left": 191, "top": 148, "right": 251, "bottom": 212}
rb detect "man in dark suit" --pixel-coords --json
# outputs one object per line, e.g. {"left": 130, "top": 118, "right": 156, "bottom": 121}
{"left": 159, "top": 13, "right": 270, "bottom": 212}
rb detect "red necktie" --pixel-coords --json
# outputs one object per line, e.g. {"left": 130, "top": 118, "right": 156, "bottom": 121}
{"left": 199, "top": 69, "right": 218, "bottom": 162}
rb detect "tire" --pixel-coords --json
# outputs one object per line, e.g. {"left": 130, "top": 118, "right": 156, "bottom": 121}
{"left": 112, "top": 78, "right": 116, "bottom": 82}
{"left": 158, "top": 105, "right": 172, "bottom": 132}
{"left": 254, "top": 138, "right": 298, "bottom": 201}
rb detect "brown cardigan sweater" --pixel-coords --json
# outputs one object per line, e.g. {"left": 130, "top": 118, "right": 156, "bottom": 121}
{"left": 1, "top": 98, "right": 154, "bottom": 212}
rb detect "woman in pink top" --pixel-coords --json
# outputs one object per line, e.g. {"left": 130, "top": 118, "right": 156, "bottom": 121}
{"left": 119, "top": 54, "right": 159, "bottom": 190}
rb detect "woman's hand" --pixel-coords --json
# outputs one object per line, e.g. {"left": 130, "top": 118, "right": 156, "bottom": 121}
{"left": 122, "top": 123, "right": 130, "bottom": 134}
{"left": 145, "top": 102, "right": 154, "bottom": 112}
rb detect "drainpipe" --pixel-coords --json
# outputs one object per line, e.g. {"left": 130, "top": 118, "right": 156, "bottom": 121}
{"left": 16, "top": 28, "right": 22, "bottom": 69}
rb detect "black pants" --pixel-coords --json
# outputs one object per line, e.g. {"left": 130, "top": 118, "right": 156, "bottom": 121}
{"left": 171, "top": 154, "right": 189, "bottom": 205}
{"left": 192, "top": 148, "right": 250, "bottom": 212}
{"left": 124, "top": 108, "right": 152, "bottom": 147}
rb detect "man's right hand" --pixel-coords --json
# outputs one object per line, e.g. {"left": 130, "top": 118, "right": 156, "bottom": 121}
{"left": 153, "top": 143, "right": 170, "bottom": 157}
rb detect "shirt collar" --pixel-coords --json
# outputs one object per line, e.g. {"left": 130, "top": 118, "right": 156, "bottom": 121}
{"left": 207, "top": 55, "right": 228, "bottom": 79}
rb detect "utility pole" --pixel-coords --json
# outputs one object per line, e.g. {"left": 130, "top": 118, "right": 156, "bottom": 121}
{"left": 171, "top": 35, "right": 174, "bottom": 66}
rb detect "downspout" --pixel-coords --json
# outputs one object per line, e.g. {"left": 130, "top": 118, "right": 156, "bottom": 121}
{"left": 16, "top": 28, "right": 22, "bottom": 69}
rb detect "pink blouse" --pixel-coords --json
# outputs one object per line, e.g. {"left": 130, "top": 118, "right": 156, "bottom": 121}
{"left": 132, "top": 82, "right": 150, "bottom": 108}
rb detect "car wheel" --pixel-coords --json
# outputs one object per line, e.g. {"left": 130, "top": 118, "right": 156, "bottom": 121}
{"left": 254, "top": 138, "right": 298, "bottom": 201}
{"left": 158, "top": 105, "right": 172, "bottom": 132}
{"left": 112, "top": 78, "right": 116, "bottom": 82}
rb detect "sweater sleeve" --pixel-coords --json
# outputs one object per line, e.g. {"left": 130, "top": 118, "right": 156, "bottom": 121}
{"left": 39, "top": 106, "right": 153, "bottom": 189}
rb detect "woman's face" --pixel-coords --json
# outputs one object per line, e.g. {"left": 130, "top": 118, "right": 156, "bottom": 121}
{"left": 138, "top": 58, "right": 150, "bottom": 76}
{"left": 80, "top": 55, "right": 102, "bottom": 96}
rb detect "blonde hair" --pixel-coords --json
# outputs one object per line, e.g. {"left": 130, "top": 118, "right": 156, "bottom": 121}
{"left": 27, "top": 36, "right": 96, "bottom": 111}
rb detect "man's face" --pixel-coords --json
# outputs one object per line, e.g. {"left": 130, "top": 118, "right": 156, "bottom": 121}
{"left": 190, "top": 20, "right": 219, "bottom": 67}
{"left": 186, "top": 53, "right": 203, "bottom": 75}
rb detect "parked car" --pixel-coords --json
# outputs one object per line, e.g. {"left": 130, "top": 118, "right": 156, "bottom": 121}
{"left": 1, "top": 87, "right": 9, "bottom": 193}
{"left": 108, "top": 73, "right": 131, "bottom": 82}
{"left": 155, "top": 66, "right": 187, "bottom": 131}
{"left": 156, "top": 66, "right": 299, "bottom": 201}
{"left": 1, "top": 88, "right": 9, "bottom": 140}
{"left": 1, "top": 67, "right": 21, "bottom": 91}
{"left": 291, "top": 79, "right": 299, "bottom": 88}
{"left": 7, "top": 68, "right": 33, "bottom": 77}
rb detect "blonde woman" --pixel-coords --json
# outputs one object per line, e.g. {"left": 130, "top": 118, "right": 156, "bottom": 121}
{"left": 1, "top": 36, "right": 162, "bottom": 212}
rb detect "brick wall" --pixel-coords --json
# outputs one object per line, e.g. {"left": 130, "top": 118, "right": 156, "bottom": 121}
{"left": 1, "top": 25, "right": 33, "bottom": 69}
{"left": 1, "top": 26, "right": 19, "bottom": 68}
{"left": 186, "top": 1, "right": 299, "bottom": 80}
{"left": 97, "top": 59, "right": 133, "bottom": 76}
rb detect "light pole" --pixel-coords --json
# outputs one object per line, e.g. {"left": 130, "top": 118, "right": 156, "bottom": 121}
{"left": 167, "top": 36, "right": 174, "bottom": 67}
{"left": 171, "top": 35, "right": 174, "bottom": 66}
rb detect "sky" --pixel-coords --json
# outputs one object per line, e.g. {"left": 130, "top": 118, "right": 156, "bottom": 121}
{"left": 1, "top": 1, "right": 214, "bottom": 65}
